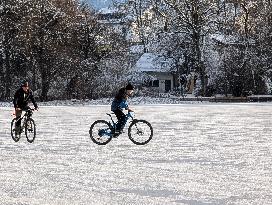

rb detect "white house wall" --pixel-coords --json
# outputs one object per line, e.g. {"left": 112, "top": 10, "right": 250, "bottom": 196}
{"left": 149, "top": 72, "right": 174, "bottom": 92}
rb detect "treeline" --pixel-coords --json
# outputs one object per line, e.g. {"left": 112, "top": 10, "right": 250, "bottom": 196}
{"left": 0, "top": 0, "right": 129, "bottom": 101}
{"left": 1, "top": 0, "right": 272, "bottom": 100}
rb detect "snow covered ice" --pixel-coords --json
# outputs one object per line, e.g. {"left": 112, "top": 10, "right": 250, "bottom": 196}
{"left": 0, "top": 103, "right": 272, "bottom": 205}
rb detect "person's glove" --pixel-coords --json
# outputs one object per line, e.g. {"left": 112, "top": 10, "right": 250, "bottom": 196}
{"left": 128, "top": 111, "right": 134, "bottom": 118}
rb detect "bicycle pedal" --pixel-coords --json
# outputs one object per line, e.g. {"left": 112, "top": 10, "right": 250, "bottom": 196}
{"left": 14, "top": 133, "right": 21, "bottom": 139}
{"left": 112, "top": 134, "right": 119, "bottom": 138}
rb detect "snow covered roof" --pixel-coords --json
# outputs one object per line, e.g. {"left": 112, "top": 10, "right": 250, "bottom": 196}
{"left": 210, "top": 34, "right": 255, "bottom": 45}
{"left": 98, "top": 7, "right": 117, "bottom": 14}
{"left": 135, "top": 53, "right": 175, "bottom": 72}
{"left": 129, "top": 45, "right": 145, "bottom": 54}
{"left": 210, "top": 34, "right": 238, "bottom": 44}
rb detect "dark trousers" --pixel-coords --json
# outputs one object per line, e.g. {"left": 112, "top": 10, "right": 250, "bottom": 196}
{"left": 15, "top": 106, "right": 30, "bottom": 131}
{"left": 114, "top": 109, "right": 127, "bottom": 131}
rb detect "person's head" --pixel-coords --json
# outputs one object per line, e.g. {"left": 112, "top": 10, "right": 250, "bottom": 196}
{"left": 125, "top": 83, "right": 134, "bottom": 96}
{"left": 21, "top": 80, "right": 29, "bottom": 92}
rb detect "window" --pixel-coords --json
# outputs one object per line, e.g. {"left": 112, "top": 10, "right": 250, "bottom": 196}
{"left": 149, "top": 80, "right": 159, "bottom": 87}
{"left": 153, "top": 80, "right": 159, "bottom": 87}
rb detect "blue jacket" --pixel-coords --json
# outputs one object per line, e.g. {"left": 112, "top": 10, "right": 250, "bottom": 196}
{"left": 111, "top": 99, "right": 128, "bottom": 112}
{"left": 111, "top": 87, "right": 128, "bottom": 112}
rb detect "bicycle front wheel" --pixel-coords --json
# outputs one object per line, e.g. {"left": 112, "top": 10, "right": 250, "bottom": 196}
{"left": 128, "top": 120, "right": 153, "bottom": 145}
{"left": 89, "top": 120, "right": 113, "bottom": 145}
{"left": 11, "top": 118, "right": 20, "bottom": 142}
{"left": 25, "top": 118, "right": 36, "bottom": 143}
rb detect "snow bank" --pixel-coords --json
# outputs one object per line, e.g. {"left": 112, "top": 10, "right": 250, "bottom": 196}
{"left": 2, "top": 95, "right": 272, "bottom": 108}
{"left": 0, "top": 97, "right": 207, "bottom": 107}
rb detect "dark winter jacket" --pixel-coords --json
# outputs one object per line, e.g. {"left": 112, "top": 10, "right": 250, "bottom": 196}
{"left": 13, "top": 87, "right": 38, "bottom": 109}
{"left": 111, "top": 88, "right": 128, "bottom": 112}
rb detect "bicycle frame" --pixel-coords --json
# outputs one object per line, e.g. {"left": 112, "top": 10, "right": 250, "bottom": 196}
{"left": 16, "top": 109, "right": 33, "bottom": 131}
{"left": 106, "top": 112, "right": 134, "bottom": 131}
{"left": 106, "top": 113, "right": 116, "bottom": 128}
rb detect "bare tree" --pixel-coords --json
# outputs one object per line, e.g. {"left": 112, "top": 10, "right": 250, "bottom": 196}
{"left": 0, "top": 0, "right": 21, "bottom": 99}
{"left": 155, "top": 0, "right": 218, "bottom": 96}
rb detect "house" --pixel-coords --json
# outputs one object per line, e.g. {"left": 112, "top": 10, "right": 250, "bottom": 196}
{"left": 97, "top": 8, "right": 127, "bottom": 35}
{"left": 134, "top": 53, "right": 175, "bottom": 93}
{"left": 97, "top": 7, "right": 140, "bottom": 43}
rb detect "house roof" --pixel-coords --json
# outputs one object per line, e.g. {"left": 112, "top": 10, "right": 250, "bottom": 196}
{"left": 129, "top": 45, "right": 145, "bottom": 54}
{"left": 210, "top": 34, "right": 255, "bottom": 45}
{"left": 98, "top": 7, "right": 118, "bottom": 14}
{"left": 135, "top": 53, "right": 175, "bottom": 72}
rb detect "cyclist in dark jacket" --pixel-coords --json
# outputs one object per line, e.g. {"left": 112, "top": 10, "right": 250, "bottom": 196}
{"left": 13, "top": 81, "right": 38, "bottom": 134}
{"left": 111, "top": 83, "right": 134, "bottom": 134}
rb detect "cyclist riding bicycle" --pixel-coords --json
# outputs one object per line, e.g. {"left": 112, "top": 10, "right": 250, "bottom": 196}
{"left": 111, "top": 83, "right": 134, "bottom": 134}
{"left": 13, "top": 80, "right": 38, "bottom": 135}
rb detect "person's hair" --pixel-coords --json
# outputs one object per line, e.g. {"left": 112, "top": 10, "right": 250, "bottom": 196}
{"left": 21, "top": 80, "right": 29, "bottom": 87}
{"left": 125, "top": 83, "right": 134, "bottom": 90}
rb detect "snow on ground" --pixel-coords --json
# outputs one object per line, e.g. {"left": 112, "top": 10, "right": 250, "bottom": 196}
{"left": 0, "top": 103, "right": 272, "bottom": 205}
{"left": 0, "top": 96, "right": 208, "bottom": 108}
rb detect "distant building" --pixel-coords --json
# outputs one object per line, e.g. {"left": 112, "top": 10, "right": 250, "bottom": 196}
{"left": 97, "top": 7, "right": 140, "bottom": 43}
{"left": 134, "top": 53, "right": 175, "bottom": 92}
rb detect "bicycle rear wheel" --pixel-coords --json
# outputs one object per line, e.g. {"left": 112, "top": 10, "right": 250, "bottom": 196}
{"left": 89, "top": 120, "right": 113, "bottom": 145}
{"left": 25, "top": 118, "right": 36, "bottom": 143}
{"left": 128, "top": 120, "right": 153, "bottom": 145}
{"left": 11, "top": 118, "right": 21, "bottom": 142}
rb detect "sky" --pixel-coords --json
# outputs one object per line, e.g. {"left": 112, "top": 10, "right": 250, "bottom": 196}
{"left": 86, "top": 0, "right": 113, "bottom": 9}
{"left": 86, "top": 0, "right": 126, "bottom": 9}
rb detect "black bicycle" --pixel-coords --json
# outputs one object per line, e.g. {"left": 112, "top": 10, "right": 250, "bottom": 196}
{"left": 89, "top": 112, "right": 153, "bottom": 145}
{"left": 11, "top": 108, "right": 36, "bottom": 143}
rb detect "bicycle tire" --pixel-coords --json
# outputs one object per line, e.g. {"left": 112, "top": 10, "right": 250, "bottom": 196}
{"left": 25, "top": 118, "right": 36, "bottom": 143}
{"left": 11, "top": 118, "right": 20, "bottom": 142}
{"left": 89, "top": 120, "right": 113, "bottom": 145}
{"left": 128, "top": 120, "right": 153, "bottom": 145}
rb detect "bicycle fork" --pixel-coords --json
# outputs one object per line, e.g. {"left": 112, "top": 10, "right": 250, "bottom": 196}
{"left": 133, "top": 120, "right": 144, "bottom": 135}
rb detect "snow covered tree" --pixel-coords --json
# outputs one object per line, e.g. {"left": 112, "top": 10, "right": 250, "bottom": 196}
{"left": 117, "top": 0, "right": 160, "bottom": 51}
{"left": 152, "top": 0, "right": 219, "bottom": 96}
{"left": 67, "top": 2, "right": 130, "bottom": 99}
{"left": 1, "top": 0, "right": 270, "bottom": 100}
{"left": 209, "top": 0, "right": 272, "bottom": 96}
{"left": 0, "top": 0, "right": 83, "bottom": 100}
{"left": 250, "top": 0, "right": 272, "bottom": 94}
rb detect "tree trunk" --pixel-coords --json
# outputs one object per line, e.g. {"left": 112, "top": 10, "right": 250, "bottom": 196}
{"left": 4, "top": 45, "right": 11, "bottom": 99}
{"left": 192, "top": 0, "right": 206, "bottom": 96}
{"left": 41, "top": 78, "right": 50, "bottom": 101}
{"left": 37, "top": 3, "right": 50, "bottom": 101}
{"left": 0, "top": 55, "right": 3, "bottom": 98}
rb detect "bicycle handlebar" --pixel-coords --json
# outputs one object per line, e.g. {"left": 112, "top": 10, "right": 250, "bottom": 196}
{"left": 23, "top": 108, "right": 36, "bottom": 112}
{"left": 127, "top": 111, "right": 134, "bottom": 119}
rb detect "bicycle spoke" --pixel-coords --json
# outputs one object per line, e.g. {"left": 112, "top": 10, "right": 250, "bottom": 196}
{"left": 25, "top": 118, "right": 36, "bottom": 143}
{"left": 90, "top": 120, "right": 113, "bottom": 145}
{"left": 128, "top": 120, "right": 153, "bottom": 145}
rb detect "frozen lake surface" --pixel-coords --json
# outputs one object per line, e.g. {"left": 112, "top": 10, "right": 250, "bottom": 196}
{"left": 0, "top": 103, "right": 272, "bottom": 205}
